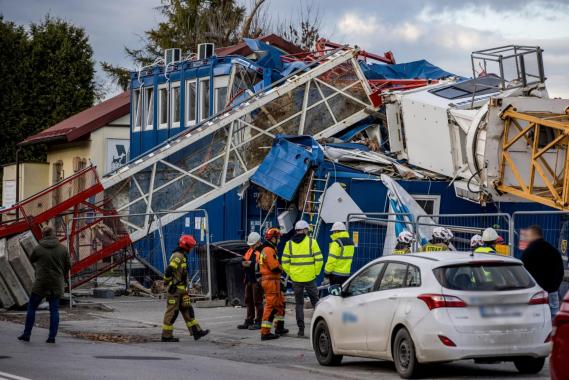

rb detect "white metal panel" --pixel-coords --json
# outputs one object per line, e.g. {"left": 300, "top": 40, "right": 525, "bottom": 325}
{"left": 400, "top": 92, "right": 455, "bottom": 176}
{"left": 385, "top": 102, "right": 404, "bottom": 153}
{"left": 320, "top": 182, "right": 363, "bottom": 224}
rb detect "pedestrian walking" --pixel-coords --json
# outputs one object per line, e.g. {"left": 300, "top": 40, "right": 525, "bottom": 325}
{"left": 282, "top": 220, "right": 323, "bottom": 337}
{"left": 18, "top": 226, "right": 71, "bottom": 344}
{"left": 521, "top": 225, "right": 564, "bottom": 317}
{"left": 237, "top": 232, "right": 264, "bottom": 330}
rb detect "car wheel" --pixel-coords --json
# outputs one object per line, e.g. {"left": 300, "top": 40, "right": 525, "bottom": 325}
{"left": 393, "top": 328, "right": 421, "bottom": 379}
{"left": 312, "top": 320, "right": 343, "bottom": 366}
{"left": 514, "top": 357, "right": 545, "bottom": 374}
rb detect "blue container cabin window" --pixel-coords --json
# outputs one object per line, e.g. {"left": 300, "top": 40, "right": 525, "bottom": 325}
{"left": 186, "top": 79, "right": 197, "bottom": 127}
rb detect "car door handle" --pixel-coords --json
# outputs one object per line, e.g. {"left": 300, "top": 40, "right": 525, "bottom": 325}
{"left": 388, "top": 295, "right": 398, "bottom": 300}
{"left": 357, "top": 302, "right": 366, "bottom": 306}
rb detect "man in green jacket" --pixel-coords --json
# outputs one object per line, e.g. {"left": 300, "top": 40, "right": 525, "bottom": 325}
{"left": 18, "top": 226, "right": 71, "bottom": 344}
{"left": 282, "top": 220, "right": 323, "bottom": 337}
{"left": 324, "top": 222, "right": 355, "bottom": 286}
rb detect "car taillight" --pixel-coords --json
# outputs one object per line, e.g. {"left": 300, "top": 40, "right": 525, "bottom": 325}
{"left": 418, "top": 294, "right": 467, "bottom": 310}
{"left": 528, "top": 291, "right": 548, "bottom": 305}
{"left": 560, "top": 300, "right": 569, "bottom": 313}
{"left": 438, "top": 335, "right": 456, "bottom": 347}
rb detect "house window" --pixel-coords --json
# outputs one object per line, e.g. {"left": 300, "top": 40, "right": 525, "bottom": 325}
{"left": 411, "top": 194, "right": 441, "bottom": 215}
{"left": 199, "top": 78, "right": 210, "bottom": 122}
{"left": 132, "top": 89, "right": 142, "bottom": 132}
{"left": 214, "top": 86, "right": 228, "bottom": 114}
{"left": 186, "top": 80, "right": 196, "bottom": 127}
{"left": 158, "top": 85, "right": 169, "bottom": 129}
{"left": 171, "top": 82, "right": 181, "bottom": 128}
{"left": 144, "top": 86, "right": 154, "bottom": 130}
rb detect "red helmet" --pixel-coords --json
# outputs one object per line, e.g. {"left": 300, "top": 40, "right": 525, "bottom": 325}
{"left": 264, "top": 227, "right": 281, "bottom": 240}
{"left": 179, "top": 234, "right": 197, "bottom": 251}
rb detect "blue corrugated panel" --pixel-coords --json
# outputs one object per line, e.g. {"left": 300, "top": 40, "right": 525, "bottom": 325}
{"left": 250, "top": 135, "right": 323, "bottom": 201}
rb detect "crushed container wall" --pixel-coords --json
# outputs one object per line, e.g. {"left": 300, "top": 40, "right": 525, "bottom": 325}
{"left": 0, "top": 275, "right": 15, "bottom": 309}
{"left": 19, "top": 231, "right": 38, "bottom": 257}
{"left": 0, "top": 238, "right": 29, "bottom": 306}
{"left": 7, "top": 235, "right": 35, "bottom": 294}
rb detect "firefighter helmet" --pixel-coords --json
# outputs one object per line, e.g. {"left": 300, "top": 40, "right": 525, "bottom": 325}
{"left": 179, "top": 234, "right": 197, "bottom": 251}
{"left": 264, "top": 227, "right": 281, "bottom": 240}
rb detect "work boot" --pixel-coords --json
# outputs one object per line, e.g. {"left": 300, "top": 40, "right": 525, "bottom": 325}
{"left": 161, "top": 336, "right": 180, "bottom": 342}
{"left": 193, "top": 329, "right": 210, "bottom": 341}
{"left": 237, "top": 321, "right": 252, "bottom": 329}
{"left": 275, "top": 321, "right": 289, "bottom": 335}
{"left": 297, "top": 328, "right": 305, "bottom": 337}
{"left": 247, "top": 322, "right": 261, "bottom": 330}
{"left": 46, "top": 338, "right": 56, "bottom": 344}
{"left": 17, "top": 335, "right": 30, "bottom": 342}
{"left": 261, "top": 333, "right": 280, "bottom": 341}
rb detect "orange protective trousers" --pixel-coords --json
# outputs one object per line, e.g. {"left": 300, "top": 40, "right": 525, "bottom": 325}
{"left": 260, "top": 277, "right": 285, "bottom": 335}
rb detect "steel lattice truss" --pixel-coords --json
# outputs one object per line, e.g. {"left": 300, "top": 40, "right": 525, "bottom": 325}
{"left": 102, "top": 49, "right": 376, "bottom": 242}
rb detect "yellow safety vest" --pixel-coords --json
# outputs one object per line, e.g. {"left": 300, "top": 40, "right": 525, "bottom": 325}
{"left": 324, "top": 231, "right": 354, "bottom": 276}
{"left": 282, "top": 235, "right": 323, "bottom": 282}
{"left": 474, "top": 246, "right": 496, "bottom": 254}
{"left": 393, "top": 247, "right": 410, "bottom": 255}
{"left": 421, "top": 243, "right": 448, "bottom": 252}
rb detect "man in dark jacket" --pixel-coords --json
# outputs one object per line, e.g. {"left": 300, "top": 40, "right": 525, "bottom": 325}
{"left": 521, "top": 225, "right": 564, "bottom": 317}
{"left": 18, "top": 226, "right": 71, "bottom": 343}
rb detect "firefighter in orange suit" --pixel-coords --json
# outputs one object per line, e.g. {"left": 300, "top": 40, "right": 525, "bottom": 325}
{"left": 258, "top": 228, "right": 289, "bottom": 340}
{"left": 161, "top": 235, "right": 210, "bottom": 342}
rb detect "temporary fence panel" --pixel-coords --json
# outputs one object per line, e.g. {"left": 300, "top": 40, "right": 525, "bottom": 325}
{"left": 512, "top": 211, "right": 569, "bottom": 262}
{"left": 416, "top": 213, "right": 513, "bottom": 255}
{"left": 347, "top": 213, "right": 415, "bottom": 274}
{"left": 69, "top": 209, "right": 212, "bottom": 298}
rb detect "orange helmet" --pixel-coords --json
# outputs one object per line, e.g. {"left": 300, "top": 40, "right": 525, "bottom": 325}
{"left": 264, "top": 227, "right": 281, "bottom": 240}
{"left": 179, "top": 234, "right": 197, "bottom": 251}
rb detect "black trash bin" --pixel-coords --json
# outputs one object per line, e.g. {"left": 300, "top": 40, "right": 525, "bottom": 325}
{"left": 225, "top": 257, "right": 245, "bottom": 306}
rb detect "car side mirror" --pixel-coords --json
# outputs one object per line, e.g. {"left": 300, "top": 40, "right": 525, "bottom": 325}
{"left": 329, "top": 284, "right": 343, "bottom": 297}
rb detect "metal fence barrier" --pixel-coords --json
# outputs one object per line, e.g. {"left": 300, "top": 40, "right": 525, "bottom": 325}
{"left": 68, "top": 209, "right": 212, "bottom": 300}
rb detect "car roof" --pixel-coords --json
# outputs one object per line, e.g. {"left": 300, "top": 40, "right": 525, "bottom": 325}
{"left": 372, "top": 251, "right": 522, "bottom": 268}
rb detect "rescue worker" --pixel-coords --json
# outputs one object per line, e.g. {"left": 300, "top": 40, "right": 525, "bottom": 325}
{"left": 474, "top": 228, "right": 499, "bottom": 254}
{"left": 324, "top": 222, "right": 354, "bottom": 285}
{"left": 237, "top": 232, "right": 263, "bottom": 330}
{"left": 470, "top": 234, "right": 484, "bottom": 250}
{"left": 258, "top": 227, "right": 289, "bottom": 340}
{"left": 282, "top": 220, "right": 323, "bottom": 337}
{"left": 162, "top": 235, "right": 209, "bottom": 342}
{"left": 421, "top": 227, "right": 453, "bottom": 252}
{"left": 393, "top": 231, "right": 415, "bottom": 254}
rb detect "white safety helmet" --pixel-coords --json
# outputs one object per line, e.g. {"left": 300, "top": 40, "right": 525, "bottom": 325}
{"left": 397, "top": 230, "right": 415, "bottom": 244}
{"left": 482, "top": 227, "right": 499, "bottom": 242}
{"left": 330, "top": 222, "right": 347, "bottom": 232}
{"left": 433, "top": 226, "right": 453, "bottom": 241}
{"left": 246, "top": 232, "right": 261, "bottom": 246}
{"left": 295, "top": 220, "right": 310, "bottom": 231}
{"left": 470, "top": 234, "right": 484, "bottom": 248}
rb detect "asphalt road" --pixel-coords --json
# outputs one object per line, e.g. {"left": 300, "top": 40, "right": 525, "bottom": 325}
{"left": 0, "top": 297, "right": 551, "bottom": 380}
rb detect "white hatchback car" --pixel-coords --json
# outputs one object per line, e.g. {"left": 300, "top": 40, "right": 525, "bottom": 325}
{"left": 311, "top": 252, "right": 551, "bottom": 378}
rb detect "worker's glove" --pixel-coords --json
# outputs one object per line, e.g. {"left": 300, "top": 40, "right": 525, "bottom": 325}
{"left": 167, "top": 284, "right": 176, "bottom": 294}
{"left": 280, "top": 278, "right": 287, "bottom": 292}
{"left": 321, "top": 277, "right": 330, "bottom": 287}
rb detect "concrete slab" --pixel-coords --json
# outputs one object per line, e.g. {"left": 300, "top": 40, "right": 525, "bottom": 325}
{"left": 19, "top": 230, "right": 39, "bottom": 257}
{"left": 0, "top": 238, "right": 29, "bottom": 306}
{"left": 7, "top": 235, "right": 35, "bottom": 294}
{"left": 0, "top": 274, "right": 16, "bottom": 309}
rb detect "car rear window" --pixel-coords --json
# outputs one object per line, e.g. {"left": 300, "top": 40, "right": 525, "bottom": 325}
{"left": 433, "top": 263, "right": 535, "bottom": 291}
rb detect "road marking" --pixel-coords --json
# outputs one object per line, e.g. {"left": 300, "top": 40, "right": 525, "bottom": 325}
{"left": 0, "top": 371, "right": 32, "bottom": 380}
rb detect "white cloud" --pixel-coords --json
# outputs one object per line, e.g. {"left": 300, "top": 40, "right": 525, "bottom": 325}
{"left": 338, "top": 13, "right": 379, "bottom": 36}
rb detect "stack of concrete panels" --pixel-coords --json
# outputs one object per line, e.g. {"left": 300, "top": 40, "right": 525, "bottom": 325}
{"left": 19, "top": 231, "right": 39, "bottom": 257}
{"left": 0, "top": 275, "right": 15, "bottom": 309}
{"left": 0, "top": 238, "right": 28, "bottom": 306}
{"left": 7, "top": 235, "right": 35, "bottom": 294}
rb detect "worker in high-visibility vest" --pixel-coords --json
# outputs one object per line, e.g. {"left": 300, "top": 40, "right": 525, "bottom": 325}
{"left": 421, "top": 227, "right": 453, "bottom": 252}
{"left": 257, "top": 227, "right": 289, "bottom": 340}
{"left": 162, "top": 235, "right": 209, "bottom": 342}
{"left": 470, "top": 234, "right": 484, "bottom": 250}
{"left": 474, "top": 228, "right": 499, "bottom": 254}
{"left": 282, "top": 220, "right": 323, "bottom": 337}
{"left": 237, "top": 232, "right": 264, "bottom": 330}
{"left": 393, "top": 231, "right": 415, "bottom": 254}
{"left": 324, "top": 222, "right": 354, "bottom": 285}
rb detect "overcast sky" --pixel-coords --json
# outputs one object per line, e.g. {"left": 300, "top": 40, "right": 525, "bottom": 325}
{"left": 1, "top": 0, "right": 568, "bottom": 97}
